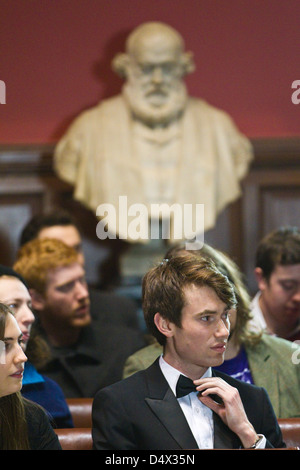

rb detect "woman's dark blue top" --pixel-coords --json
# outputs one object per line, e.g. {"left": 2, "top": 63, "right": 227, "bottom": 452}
{"left": 21, "top": 361, "right": 73, "bottom": 428}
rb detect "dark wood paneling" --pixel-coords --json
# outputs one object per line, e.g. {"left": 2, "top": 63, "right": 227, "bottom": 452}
{"left": 0, "top": 138, "right": 299, "bottom": 290}
{"left": 242, "top": 167, "right": 300, "bottom": 292}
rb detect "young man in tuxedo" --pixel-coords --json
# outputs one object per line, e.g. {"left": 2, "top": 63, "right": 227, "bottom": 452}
{"left": 92, "top": 252, "right": 284, "bottom": 450}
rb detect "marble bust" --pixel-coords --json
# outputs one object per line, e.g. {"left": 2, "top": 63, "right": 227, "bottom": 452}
{"left": 54, "top": 21, "right": 253, "bottom": 244}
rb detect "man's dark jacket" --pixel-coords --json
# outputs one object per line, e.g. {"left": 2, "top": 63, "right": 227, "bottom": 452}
{"left": 35, "top": 318, "right": 145, "bottom": 398}
{"left": 92, "top": 358, "right": 285, "bottom": 450}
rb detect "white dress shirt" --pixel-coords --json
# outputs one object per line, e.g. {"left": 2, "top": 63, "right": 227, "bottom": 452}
{"left": 159, "top": 355, "right": 266, "bottom": 449}
{"left": 159, "top": 356, "right": 214, "bottom": 449}
{"left": 249, "top": 291, "right": 268, "bottom": 333}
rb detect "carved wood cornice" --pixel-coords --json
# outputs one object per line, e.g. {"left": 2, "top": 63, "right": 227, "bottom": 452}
{"left": 0, "top": 137, "right": 299, "bottom": 174}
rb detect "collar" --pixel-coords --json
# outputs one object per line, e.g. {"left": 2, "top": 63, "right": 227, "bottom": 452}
{"left": 159, "top": 355, "right": 212, "bottom": 396}
{"left": 250, "top": 291, "right": 268, "bottom": 332}
{"left": 250, "top": 292, "right": 300, "bottom": 338}
{"left": 22, "top": 361, "right": 45, "bottom": 386}
{"left": 132, "top": 119, "right": 182, "bottom": 144}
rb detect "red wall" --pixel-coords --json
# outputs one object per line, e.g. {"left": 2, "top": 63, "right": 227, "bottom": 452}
{"left": 0, "top": 0, "right": 299, "bottom": 143}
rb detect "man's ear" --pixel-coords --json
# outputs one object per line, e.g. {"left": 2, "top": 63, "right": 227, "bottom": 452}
{"left": 181, "top": 51, "right": 195, "bottom": 76}
{"left": 254, "top": 267, "right": 268, "bottom": 291}
{"left": 154, "top": 312, "right": 174, "bottom": 339}
{"left": 29, "top": 288, "right": 46, "bottom": 312}
{"left": 111, "top": 53, "right": 131, "bottom": 79}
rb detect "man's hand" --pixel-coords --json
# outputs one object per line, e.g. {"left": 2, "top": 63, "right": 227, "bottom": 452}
{"left": 194, "top": 377, "right": 259, "bottom": 448}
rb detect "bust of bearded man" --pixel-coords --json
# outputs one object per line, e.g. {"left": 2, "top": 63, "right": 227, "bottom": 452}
{"left": 54, "top": 21, "right": 253, "bottom": 245}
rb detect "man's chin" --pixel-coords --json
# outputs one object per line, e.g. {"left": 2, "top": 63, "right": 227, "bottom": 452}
{"left": 123, "top": 83, "right": 187, "bottom": 127}
{"left": 72, "top": 312, "right": 92, "bottom": 328}
{"left": 146, "top": 94, "right": 169, "bottom": 107}
{"left": 136, "top": 105, "right": 184, "bottom": 127}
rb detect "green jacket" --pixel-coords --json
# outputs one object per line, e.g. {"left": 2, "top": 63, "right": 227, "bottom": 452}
{"left": 246, "top": 334, "right": 300, "bottom": 419}
{"left": 123, "top": 334, "right": 300, "bottom": 419}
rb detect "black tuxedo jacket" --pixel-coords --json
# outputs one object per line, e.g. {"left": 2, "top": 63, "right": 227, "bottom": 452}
{"left": 92, "top": 359, "right": 285, "bottom": 450}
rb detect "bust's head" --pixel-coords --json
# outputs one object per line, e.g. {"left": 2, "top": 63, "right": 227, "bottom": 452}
{"left": 112, "top": 22, "right": 195, "bottom": 127}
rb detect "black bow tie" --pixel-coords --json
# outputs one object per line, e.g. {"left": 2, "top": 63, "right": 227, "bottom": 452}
{"left": 175, "top": 374, "right": 224, "bottom": 404}
{"left": 176, "top": 374, "right": 196, "bottom": 398}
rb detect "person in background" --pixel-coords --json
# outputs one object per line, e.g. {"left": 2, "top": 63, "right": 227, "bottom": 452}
{"left": 0, "top": 265, "right": 73, "bottom": 427}
{"left": 13, "top": 238, "right": 145, "bottom": 397}
{"left": 20, "top": 210, "right": 141, "bottom": 331}
{"left": 92, "top": 252, "right": 284, "bottom": 449}
{"left": 123, "top": 243, "right": 300, "bottom": 418}
{"left": 251, "top": 226, "right": 300, "bottom": 341}
{"left": 0, "top": 303, "right": 61, "bottom": 449}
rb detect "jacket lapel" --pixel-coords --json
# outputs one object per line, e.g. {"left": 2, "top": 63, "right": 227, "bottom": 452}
{"left": 144, "top": 361, "right": 241, "bottom": 449}
{"left": 212, "top": 370, "right": 241, "bottom": 449}
{"left": 213, "top": 413, "right": 240, "bottom": 449}
{"left": 146, "top": 392, "right": 239, "bottom": 449}
{"left": 144, "top": 360, "right": 198, "bottom": 449}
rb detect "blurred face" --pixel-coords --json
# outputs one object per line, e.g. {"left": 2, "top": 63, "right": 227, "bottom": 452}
{"left": 0, "top": 313, "right": 27, "bottom": 397}
{"left": 0, "top": 277, "right": 34, "bottom": 349}
{"left": 123, "top": 32, "right": 187, "bottom": 126}
{"left": 257, "top": 264, "right": 300, "bottom": 329}
{"left": 163, "top": 284, "right": 230, "bottom": 377}
{"left": 38, "top": 225, "right": 84, "bottom": 266}
{"left": 35, "top": 263, "right": 91, "bottom": 330}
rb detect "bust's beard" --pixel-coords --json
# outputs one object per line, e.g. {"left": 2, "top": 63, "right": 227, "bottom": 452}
{"left": 122, "top": 82, "right": 188, "bottom": 128}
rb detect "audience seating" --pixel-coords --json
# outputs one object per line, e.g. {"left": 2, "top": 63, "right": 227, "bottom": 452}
{"left": 54, "top": 428, "right": 92, "bottom": 450}
{"left": 54, "top": 398, "right": 93, "bottom": 449}
{"left": 55, "top": 402, "right": 300, "bottom": 450}
{"left": 278, "top": 418, "right": 300, "bottom": 449}
{"left": 54, "top": 425, "right": 299, "bottom": 451}
{"left": 66, "top": 398, "right": 92, "bottom": 428}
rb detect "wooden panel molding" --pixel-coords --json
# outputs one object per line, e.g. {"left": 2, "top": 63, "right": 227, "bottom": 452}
{"left": 0, "top": 138, "right": 299, "bottom": 289}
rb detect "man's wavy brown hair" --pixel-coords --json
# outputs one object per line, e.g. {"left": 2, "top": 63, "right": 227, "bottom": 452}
{"left": 142, "top": 251, "right": 236, "bottom": 346}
